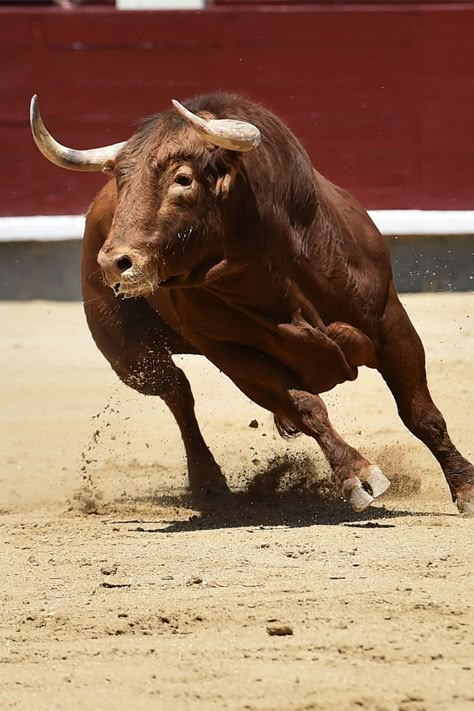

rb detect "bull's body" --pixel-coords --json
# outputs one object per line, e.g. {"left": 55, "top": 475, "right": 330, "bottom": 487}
{"left": 33, "top": 92, "right": 474, "bottom": 513}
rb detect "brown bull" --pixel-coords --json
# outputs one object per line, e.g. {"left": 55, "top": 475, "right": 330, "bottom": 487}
{"left": 30, "top": 92, "right": 474, "bottom": 514}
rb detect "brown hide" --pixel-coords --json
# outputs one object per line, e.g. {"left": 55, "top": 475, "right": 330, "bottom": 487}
{"left": 94, "top": 94, "right": 389, "bottom": 401}
{"left": 80, "top": 93, "right": 474, "bottom": 512}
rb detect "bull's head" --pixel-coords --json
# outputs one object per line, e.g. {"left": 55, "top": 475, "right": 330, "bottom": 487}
{"left": 30, "top": 96, "right": 261, "bottom": 297}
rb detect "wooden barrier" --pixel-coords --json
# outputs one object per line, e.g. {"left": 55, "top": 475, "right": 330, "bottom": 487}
{"left": 1, "top": 4, "right": 474, "bottom": 216}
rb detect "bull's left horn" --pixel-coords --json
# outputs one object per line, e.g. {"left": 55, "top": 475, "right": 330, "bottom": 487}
{"left": 172, "top": 99, "right": 261, "bottom": 153}
{"left": 30, "top": 95, "right": 127, "bottom": 172}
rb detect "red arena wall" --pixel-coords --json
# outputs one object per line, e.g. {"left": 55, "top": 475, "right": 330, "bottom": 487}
{"left": 1, "top": 4, "right": 474, "bottom": 216}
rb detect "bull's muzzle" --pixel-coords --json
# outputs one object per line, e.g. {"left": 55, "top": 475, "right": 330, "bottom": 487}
{"left": 98, "top": 249, "right": 132, "bottom": 282}
{"left": 97, "top": 248, "right": 147, "bottom": 296}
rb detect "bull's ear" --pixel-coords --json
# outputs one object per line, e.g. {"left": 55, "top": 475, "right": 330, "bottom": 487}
{"left": 213, "top": 151, "right": 242, "bottom": 198}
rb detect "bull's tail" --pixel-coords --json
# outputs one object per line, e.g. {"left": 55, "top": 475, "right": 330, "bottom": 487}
{"left": 273, "top": 414, "right": 302, "bottom": 439}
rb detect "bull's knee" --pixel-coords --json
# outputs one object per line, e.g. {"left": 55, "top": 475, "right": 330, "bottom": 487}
{"left": 120, "top": 369, "right": 163, "bottom": 396}
{"left": 111, "top": 355, "right": 174, "bottom": 398}
{"left": 327, "top": 322, "right": 379, "bottom": 368}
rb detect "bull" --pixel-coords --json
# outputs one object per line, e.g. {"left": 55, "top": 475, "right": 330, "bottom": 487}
{"left": 30, "top": 92, "right": 474, "bottom": 514}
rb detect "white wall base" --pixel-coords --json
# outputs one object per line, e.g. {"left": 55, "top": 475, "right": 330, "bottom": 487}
{"left": 370, "top": 210, "right": 474, "bottom": 237}
{"left": 116, "top": 0, "right": 205, "bottom": 9}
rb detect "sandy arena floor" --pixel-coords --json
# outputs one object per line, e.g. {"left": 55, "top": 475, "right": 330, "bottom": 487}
{"left": 0, "top": 294, "right": 473, "bottom": 710}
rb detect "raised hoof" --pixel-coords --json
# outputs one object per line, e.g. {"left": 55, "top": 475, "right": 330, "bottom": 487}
{"left": 456, "top": 485, "right": 474, "bottom": 516}
{"left": 344, "top": 480, "right": 374, "bottom": 513}
{"left": 342, "top": 465, "right": 390, "bottom": 513}
{"left": 362, "top": 465, "right": 391, "bottom": 500}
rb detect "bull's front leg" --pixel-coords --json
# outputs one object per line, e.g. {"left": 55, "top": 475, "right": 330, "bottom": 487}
{"left": 121, "top": 349, "right": 229, "bottom": 501}
{"left": 82, "top": 192, "right": 228, "bottom": 502}
{"left": 204, "top": 343, "right": 390, "bottom": 512}
{"left": 283, "top": 389, "right": 390, "bottom": 511}
{"left": 82, "top": 290, "right": 229, "bottom": 502}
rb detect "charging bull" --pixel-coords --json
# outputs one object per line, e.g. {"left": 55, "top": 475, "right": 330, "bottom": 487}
{"left": 30, "top": 92, "right": 474, "bottom": 514}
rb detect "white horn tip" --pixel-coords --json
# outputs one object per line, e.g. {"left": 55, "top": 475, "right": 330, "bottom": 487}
{"left": 171, "top": 99, "right": 185, "bottom": 113}
{"left": 171, "top": 99, "right": 192, "bottom": 119}
{"left": 171, "top": 98, "right": 208, "bottom": 129}
{"left": 30, "top": 94, "right": 38, "bottom": 119}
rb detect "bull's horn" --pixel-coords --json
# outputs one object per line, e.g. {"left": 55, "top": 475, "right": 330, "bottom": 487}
{"left": 171, "top": 99, "right": 261, "bottom": 153}
{"left": 30, "top": 95, "right": 127, "bottom": 172}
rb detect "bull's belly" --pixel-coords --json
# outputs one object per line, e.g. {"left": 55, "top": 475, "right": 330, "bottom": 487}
{"left": 150, "top": 289, "right": 359, "bottom": 395}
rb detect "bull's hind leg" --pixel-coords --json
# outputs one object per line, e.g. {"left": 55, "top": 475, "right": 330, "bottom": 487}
{"left": 83, "top": 294, "right": 228, "bottom": 501}
{"left": 377, "top": 287, "right": 474, "bottom": 514}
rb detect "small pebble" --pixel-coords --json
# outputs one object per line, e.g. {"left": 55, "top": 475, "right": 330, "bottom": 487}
{"left": 187, "top": 576, "right": 203, "bottom": 585}
{"left": 266, "top": 624, "right": 293, "bottom": 636}
{"left": 100, "top": 565, "right": 118, "bottom": 576}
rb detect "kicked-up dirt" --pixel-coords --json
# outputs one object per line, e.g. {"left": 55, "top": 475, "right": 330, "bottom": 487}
{"left": 0, "top": 294, "right": 473, "bottom": 710}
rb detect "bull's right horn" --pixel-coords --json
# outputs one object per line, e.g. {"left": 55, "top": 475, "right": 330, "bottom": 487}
{"left": 30, "top": 95, "right": 127, "bottom": 172}
{"left": 172, "top": 99, "right": 261, "bottom": 153}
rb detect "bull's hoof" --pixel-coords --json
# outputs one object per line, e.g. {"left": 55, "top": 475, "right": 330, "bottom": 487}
{"left": 189, "top": 482, "right": 231, "bottom": 509}
{"left": 360, "top": 465, "right": 391, "bottom": 499}
{"left": 347, "top": 483, "right": 374, "bottom": 513}
{"left": 188, "top": 460, "right": 231, "bottom": 504}
{"left": 455, "top": 485, "right": 474, "bottom": 516}
{"left": 342, "top": 465, "right": 391, "bottom": 513}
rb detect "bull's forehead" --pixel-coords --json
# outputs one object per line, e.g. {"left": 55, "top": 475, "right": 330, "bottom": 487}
{"left": 120, "top": 117, "right": 210, "bottom": 172}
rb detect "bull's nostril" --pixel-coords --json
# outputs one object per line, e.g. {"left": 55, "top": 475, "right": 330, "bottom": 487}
{"left": 116, "top": 255, "right": 133, "bottom": 273}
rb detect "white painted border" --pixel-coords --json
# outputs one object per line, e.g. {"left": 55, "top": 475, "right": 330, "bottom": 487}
{"left": 0, "top": 215, "right": 86, "bottom": 242}
{"left": 117, "top": 0, "right": 205, "bottom": 8}
{"left": 1, "top": 211, "right": 474, "bottom": 242}
{"left": 371, "top": 211, "right": 474, "bottom": 236}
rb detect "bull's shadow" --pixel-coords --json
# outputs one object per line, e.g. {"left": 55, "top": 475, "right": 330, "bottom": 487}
{"left": 105, "top": 453, "right": 454, "bottom": 532}
{"left": 126, "top": 494, "right": 400, "bottom": 533}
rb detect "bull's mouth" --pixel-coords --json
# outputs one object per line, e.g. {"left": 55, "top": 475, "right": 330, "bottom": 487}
{"left": 112, "top": 276, "right": 156, "bottom": 298}
{"left": 157, "top": 274, "right": 184, "bottom": 288}
{"left": 112, "top": 273, "right": 184, "bottom": 297}
{"left": 156, "top": 258, "right": 229, "bottom": 290}
{"left": 110, "top": 273, "right": 186, "bottom": 298}
{"left": 110, "top": 257, "right": 228, "bottom": 297}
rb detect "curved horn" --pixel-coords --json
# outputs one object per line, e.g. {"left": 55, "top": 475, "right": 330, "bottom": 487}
{"left": 171, "top": 99, "right": 261, "bottom": 153}
{"left": 30, "top": 95, "right": 127, "bottom": 172}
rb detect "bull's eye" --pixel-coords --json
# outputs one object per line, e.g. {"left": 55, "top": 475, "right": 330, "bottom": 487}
{"left": 175, "top": 174, "right": 193, "bottom": 187}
